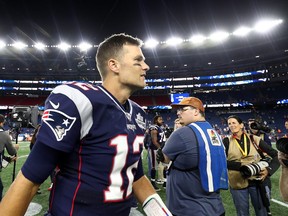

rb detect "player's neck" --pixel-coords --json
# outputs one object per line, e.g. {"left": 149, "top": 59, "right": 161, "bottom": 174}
{"left": 102, "top": 82, "right": 131, "bottom": 105}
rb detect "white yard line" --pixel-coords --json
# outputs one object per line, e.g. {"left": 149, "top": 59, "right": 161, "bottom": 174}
{"left": 18, "top": 144, "right": 30, "bottom": 148}
{"left": 18, "top": 155, "right": 29, "bottom": 159}
{"left": 271, "top": 198, "right": 288, "bottom": 208}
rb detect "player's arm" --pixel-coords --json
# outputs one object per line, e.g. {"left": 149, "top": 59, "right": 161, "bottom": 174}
{"left": 133, "top": 175, "right": 156, "bottom": 204}
{"left": 151, "top": 129, "right": 161, "bottom": 149}
{"left": 280, "top": 166, "right": 288, "bottom": 202}
{"left": 0, "top": 171, "right": 40, "bottom": 216}
{"left": 133, "top": 175, "right": 172, "bottom": 216}
{"left": 0, "top": 142, "right": 62, "bottom": 215}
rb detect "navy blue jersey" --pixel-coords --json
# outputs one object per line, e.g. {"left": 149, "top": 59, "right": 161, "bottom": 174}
{"left": 148, "top": 124, "right": 166, "bottom": 150}
{"left": 22, "top": 82, "right": 147, "bottom": 216}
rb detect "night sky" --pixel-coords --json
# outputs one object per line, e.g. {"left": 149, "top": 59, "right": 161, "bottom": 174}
{"left": 0, "top": 0, "right": 287, "bottom": 44}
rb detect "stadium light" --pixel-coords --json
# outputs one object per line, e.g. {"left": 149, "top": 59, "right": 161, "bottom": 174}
{"left": 233, "top": 26, "right": 252, "bottom": 37}
{"left": 209, "top": 31, "right": 230, "bottom": 42}
{"left": 78, "top": 42, "right": 92, "bottom": 52}
{"left": 57, "top": 42, "right": 71, "bottom": 51}
{"left": 144, "top": 39, "right": 159, "bottom": 48}
{"left": 254, "top": 19, "right": 283, "bottom": 33}
{"left": 12, "top": 41, "right": 28, "bottom": 49}
{"left": 0, "top": 40, "right": 5, "bottom": 49}
{"left": 165, "top": 37, "right": 183, "bottom": 46}
{"left": 33, "top": 42, "right": 46, "bottom": 50}
{"left": 0, "top": 18, "right": 283, "bottom": 51}
{"left": 189, "top": 35, "right": 207, "bottom": 44}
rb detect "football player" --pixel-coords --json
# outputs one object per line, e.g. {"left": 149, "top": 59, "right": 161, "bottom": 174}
{"left": 0, "top": 33, "right": 171, "bottom": 216}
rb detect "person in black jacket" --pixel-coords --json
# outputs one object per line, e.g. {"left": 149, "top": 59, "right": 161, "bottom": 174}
{"left": 248, "top": 118, "right": 272, "bottom": 146}
{"left": 29, "top": 124, "right": 41, "bottom": 150}
{"left": 0, "top": 114, "right": 19, "bottom": 201}
{"left": 223, "top": 115, "right": 280, "bottom": 216}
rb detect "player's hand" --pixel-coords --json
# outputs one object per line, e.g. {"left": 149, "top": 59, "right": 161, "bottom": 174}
{"left": 156, "top": 148, "right": 165, "bottom": 163}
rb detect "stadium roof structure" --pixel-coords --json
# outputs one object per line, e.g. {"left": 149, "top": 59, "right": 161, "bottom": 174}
{"left": 0, "top": 0, "right": 288, "bottom": 98}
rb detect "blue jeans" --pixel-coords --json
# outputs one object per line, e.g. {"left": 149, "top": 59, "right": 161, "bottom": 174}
{"left": 230, "top": 186, "right": 268, "bottom": 216}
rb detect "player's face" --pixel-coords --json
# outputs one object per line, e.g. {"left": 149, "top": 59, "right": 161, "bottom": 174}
{"left": 157, "top": 117, "right": 164, "bottom": 126}
{"left": 118, "top": 44, "right": 149, "bottom": 91}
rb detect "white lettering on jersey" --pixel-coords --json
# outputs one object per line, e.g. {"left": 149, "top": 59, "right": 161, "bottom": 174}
{"left": 127, "top": 124, "right": 136, "bottom": 131}
{"left": 104, "top": 135, "right": 143, "bottom": 202}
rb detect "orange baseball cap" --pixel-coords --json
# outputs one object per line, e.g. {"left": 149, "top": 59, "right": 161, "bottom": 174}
{"left": 171, "top": 97, "right": 205, "bottom": 112}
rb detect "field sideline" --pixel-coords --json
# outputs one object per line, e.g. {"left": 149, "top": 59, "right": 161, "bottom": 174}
{"left": 1, "top": 141, "right": 287, "bottom": 215}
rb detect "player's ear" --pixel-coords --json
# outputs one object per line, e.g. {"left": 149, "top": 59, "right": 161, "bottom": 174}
{"left": 108, "top": 58, "right": 120, "bottom": 73}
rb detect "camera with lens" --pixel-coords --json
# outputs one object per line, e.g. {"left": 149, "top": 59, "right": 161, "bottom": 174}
{"left": 249, "top": 121, "right": 271, "bottom": 134}
{"left": 9, "top": 106, "right": 39, "bottom": 128}
{"left": 239, "top": 158, "right": 270, "bottom": 179}
{"left": 276, "top": 138, "right": 288, "bottom": 154}
{"left": 276, "top": 138, "right": 288, "bottom": 166}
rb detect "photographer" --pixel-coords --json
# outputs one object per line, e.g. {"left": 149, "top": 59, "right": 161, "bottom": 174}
{"left": 248, "top": 119, "right": 272, "bottom": 146}
{"left": 276, "top": 138, "right": 288, "bottom": 202}
{"left": 0, "top": 114, "right": 19, "bottom": 201}
{"left": 223, "top": 115, "right": 279, "bottom": 216}
{"left": 248, "top": 118, "right": 274, "bottom": 204}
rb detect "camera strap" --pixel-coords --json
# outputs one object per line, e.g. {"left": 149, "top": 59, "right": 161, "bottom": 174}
{"left": 234, "top": 135, "right": 248, "bottom": 157}
{"left": 249, "top": 135, "right": 266, "bottom": 159}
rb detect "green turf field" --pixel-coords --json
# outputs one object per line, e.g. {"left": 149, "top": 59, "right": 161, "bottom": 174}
{"left": 1, "top": 141, "right": 287, "bottom": 215}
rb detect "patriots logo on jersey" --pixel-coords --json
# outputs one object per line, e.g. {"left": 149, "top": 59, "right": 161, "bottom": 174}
{"left": 135, "top": 112, "right": 146, "bottom": 129}
{"left": 42, "top": 109, "right": 76, "bottom": 141}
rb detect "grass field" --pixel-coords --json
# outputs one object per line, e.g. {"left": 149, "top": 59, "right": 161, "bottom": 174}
{"left": 2, "top": 141, "right": 287, "bottom": 215}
